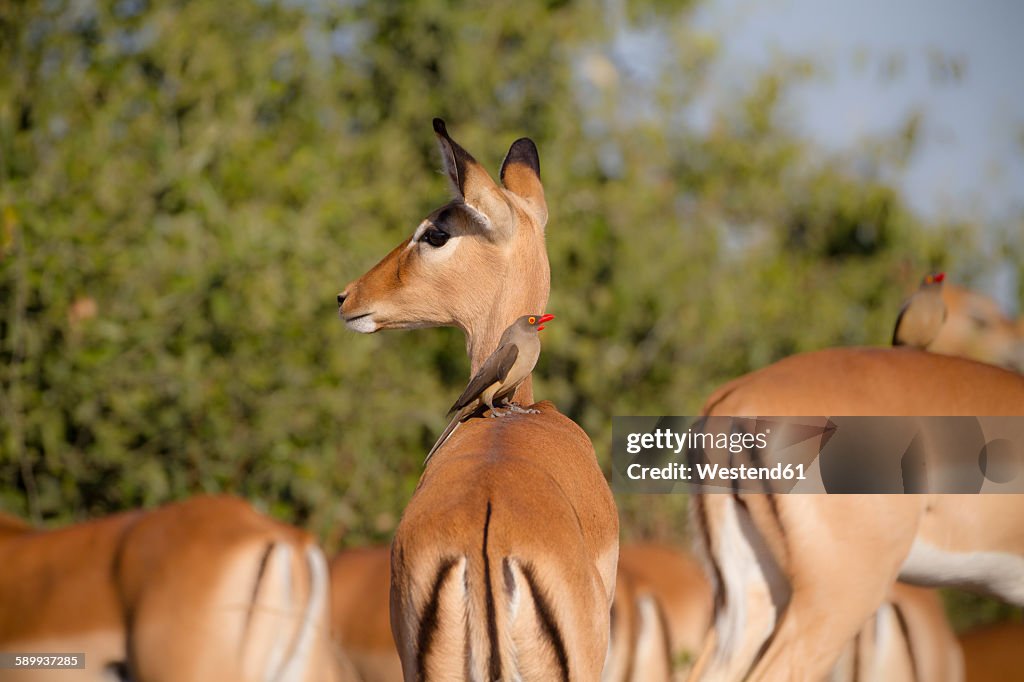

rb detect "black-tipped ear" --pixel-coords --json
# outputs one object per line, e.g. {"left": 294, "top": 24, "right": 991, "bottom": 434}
{"left": 430, "top": 118, "right": 512, "bottom": 229}
{"left": 500, "top": 138, "right": 541, "bottom": 183}
{"left": 499, "top": 137, "right": 546, "bottom": 226}
{"left": 433, "top": 118, "right": 479, "bottom": 198}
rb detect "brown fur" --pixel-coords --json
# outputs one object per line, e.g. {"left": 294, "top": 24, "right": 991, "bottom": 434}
{"left": 931, "top": 285, "right": 1024, "bottom": 371}
{"left": 340, "top": 121, "right": 618, "bottom": 681}
{"left": 330, "top": 547, "right": 402, "bottom": 682}
{"left": 330, "top": 542, "right": 714, "bottom": 682}
{"left": 831, "top": 584, "right": 963, "bottom": 682}
{"left": 339, "top": 126, "right": 550, "bottom": 403}
{"left": 608, "top": 545, "right": 960, "bottom": 682}
{"left": 689, "top": 347, "right": 1024, "bottom": 681}
{"left": 606, "top": 544, "right": 712, "bottom": 682}
{"left": 391, "top": 404, "right": 617, "bottom": 681}
{"left": 0, "top": 496, "right": 346, "bottom": 682}
{"left": 327, "top": 544, "right": 961, "bottom": 682}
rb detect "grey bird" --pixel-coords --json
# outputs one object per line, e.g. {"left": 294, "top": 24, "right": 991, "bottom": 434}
{"left": 425, "top": 313, "right": 554, "bottom": 464}
{"left": 892, "top": 272, "right": 947, "bottom": 348}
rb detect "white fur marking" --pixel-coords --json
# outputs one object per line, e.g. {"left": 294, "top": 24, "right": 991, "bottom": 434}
{"left": 505, "top": 558, "right": 521, "bottom": 623}
{"left": 461, "top": 202, "right": 492, "bottom": 229}
{"left": 713, "top": 500, "right": 755, "bottom": 661}
{"left": 419, "top": 235, "right": 462, "bottom": 266}
{"left": 635, "top": 594, "right": 662, "bottom": 664}
{"left": 262, "top": 544, "right": 292, "bottom": 681}
{"left": 596, "top": 544, "right": 619, "bottom": 603}
{"left": 900, "top": 540, "right": 1024, "bottom": 604}
{"left": 409, "top": 220, "right": 432, "bottom": 246}
{"left": 345, "top": 315, "right": 379, "bottom": 333}
{"left": 279, "top": 546, "right": 329, "bottom": 682}
{"left": 451, "top": 557, "right": 478, "bottom": 682}
{"left": 869, "top": 603, "right": 896, "bottom": 680}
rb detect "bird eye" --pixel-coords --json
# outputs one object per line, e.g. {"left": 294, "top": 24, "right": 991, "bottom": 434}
{"left": 528, "top": 316, "right": 536, "bottom": 324}
{"left": 421, "top": 228, "right": 450, "bottom": 248}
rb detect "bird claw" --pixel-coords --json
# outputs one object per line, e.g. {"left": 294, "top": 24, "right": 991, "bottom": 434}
{"left": 489, "top": 408, "right": 509, "bottom": 418}
{"left": 505, "top": 403, "right": 540, "bottom": 415}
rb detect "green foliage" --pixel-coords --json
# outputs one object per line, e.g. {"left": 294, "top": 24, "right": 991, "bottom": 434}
{"left": 941, "top": 590, "right": 1022, "bottom": 635}
{"left": 0, "top": 3, "right": 1016, "bottom": 638}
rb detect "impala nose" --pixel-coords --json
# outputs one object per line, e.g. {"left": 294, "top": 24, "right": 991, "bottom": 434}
{"left": 337, "top": 292, "right": 347, "bottom": 306}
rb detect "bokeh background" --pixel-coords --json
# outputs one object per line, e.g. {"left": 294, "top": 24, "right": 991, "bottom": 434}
{"left": 2, "top": 0, "right": 1022, "bottom": 630}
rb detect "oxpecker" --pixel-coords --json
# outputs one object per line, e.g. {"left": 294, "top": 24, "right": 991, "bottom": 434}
{"left": 425, "top": 314, "right": 554, "bottom": 463}
{"left": 893, "top": 272, "right": 947, "bottom": 348}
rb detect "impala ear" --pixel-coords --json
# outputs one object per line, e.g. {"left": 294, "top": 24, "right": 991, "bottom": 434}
{"left": 500, "top": 137, "right": 547, "bottom": 226}
{"left": 432, "top": 118, "right": 512, "bottom": 230}
{"left": 433, "top": 118, "right": 472, "bottom": 198}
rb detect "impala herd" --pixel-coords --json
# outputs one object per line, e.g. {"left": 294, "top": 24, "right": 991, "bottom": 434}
{"left": 2, "top": 121, "right": 1023, "bottom": 681}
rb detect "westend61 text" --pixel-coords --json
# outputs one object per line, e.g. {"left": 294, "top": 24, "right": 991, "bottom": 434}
{"left": 627, "top": 461, "right": 807, "bottom": 481}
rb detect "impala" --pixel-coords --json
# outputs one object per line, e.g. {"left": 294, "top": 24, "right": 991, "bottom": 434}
{"left": 329, "top": 543, "right": 708, "bottom": 682}
{"left": 605, "top": 543, "right": 712, "bottom": 682}
{"left": 932, "top": 284, "right": 1024, "bottom": 371}
{"left": 327, "top": 542, "right": 964, "bottom": 682}
{"left": 829, "top": 584, "right": 962, "bottom": 682}
{"left": 338, "top": 119, "right": 619, "bottom": 681}
{"left": 0, "top": 495, "right": 342, "bottom": 682}
{"left": 608, "top": 544, "right": 961, "bottom": 682}
{"left": 330, "top": 546, "right": 400, "bottom": 682}
{"left": 688, "top": 347, "right": 1024, "bottom": 681}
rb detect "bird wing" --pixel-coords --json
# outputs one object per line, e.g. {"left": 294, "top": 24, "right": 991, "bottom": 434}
{"left": 892, "top": 300, "right": 911, "bottom": 346}
{"left": 449, "top": 343, "right": 519, "bottom": 413}
{"left": 893, "top": 289, "right": 947, "bottom": 348}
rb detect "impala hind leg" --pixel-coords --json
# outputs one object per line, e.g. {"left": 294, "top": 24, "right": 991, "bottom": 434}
{"left": 687, "top": 495, "right": 789, "bottom": 681}
{"left": 743, "top": 589, "right": 880, "bottom": 682}
{"left": 742, "top": 494, "right": 923, "bottom": 681}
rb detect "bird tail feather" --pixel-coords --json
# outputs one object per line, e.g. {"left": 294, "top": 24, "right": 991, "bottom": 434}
{"left": 425, "top": 405, "right": 475, "bottom": 465}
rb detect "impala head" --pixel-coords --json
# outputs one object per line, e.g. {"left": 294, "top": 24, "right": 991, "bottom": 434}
{"left": 338, "top": 119, "right": 551, "bottom": 371}
{"left": 931, "top": 284, "right": 1024, "bottom": 372}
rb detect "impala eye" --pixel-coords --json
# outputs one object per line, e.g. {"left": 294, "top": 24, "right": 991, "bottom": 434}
{"left": 421, "top": 228, "right": 450, "bottom": 248}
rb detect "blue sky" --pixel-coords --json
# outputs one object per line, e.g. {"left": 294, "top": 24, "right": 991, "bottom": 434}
{"left": 691, "top": 0, "right": 1024, "bottom": 224}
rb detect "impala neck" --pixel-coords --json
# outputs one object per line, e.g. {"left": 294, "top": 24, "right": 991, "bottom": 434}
{"left": 463, "top": 268, "right": 548, "bottom": 405}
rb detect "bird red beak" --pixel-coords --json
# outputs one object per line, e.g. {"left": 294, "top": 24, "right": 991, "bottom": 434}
{"left": 537, "top": 313, "right": 555, "bottom": 331}
{"left": 934, "top": 272, "right": 945, "bottom": 283}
